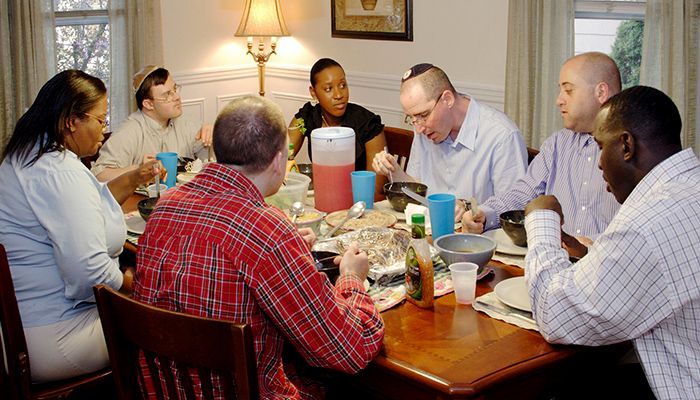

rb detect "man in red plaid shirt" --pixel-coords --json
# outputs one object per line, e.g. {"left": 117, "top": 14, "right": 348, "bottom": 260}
{"left": 133, "top": 96, "right": 385, "bottom": 399}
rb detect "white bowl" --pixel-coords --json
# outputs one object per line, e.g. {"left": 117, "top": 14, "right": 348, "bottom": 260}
{"left": 265, "top": 172, "right": 311, "bottom": 210}
{"left": 146, "top": 184, "right": 170, "bottom": 198}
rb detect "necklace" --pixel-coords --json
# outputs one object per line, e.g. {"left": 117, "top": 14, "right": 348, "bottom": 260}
{"left": 321, "top": 114, "right": 329, "bottom": 127}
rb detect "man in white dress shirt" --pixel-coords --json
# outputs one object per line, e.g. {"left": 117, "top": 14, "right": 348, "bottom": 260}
{"left": 525, "top": 85, "right": 700, "bottom": 399}
{"left": 372, "top": 63, "right": 528, "bottom": 221}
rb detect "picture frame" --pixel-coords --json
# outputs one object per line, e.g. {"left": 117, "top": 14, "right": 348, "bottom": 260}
{"left": 331, "top": 0, "right": 413, "bottom": 41}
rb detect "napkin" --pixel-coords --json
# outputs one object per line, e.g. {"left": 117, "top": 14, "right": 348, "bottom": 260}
{"left": 404, "top": 203, "right": 430, "bottom": 228}
{"left": 472, "top": 291, "right": 539, "bottom": 331}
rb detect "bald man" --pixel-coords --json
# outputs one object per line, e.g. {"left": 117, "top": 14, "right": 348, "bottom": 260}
{"left": 462, "top": 52, "right": 622, "bottom": 257}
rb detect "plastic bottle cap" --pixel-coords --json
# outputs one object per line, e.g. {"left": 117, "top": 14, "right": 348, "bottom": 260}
{"left": 411, "top": 214, "right": 425, "bottom": 224}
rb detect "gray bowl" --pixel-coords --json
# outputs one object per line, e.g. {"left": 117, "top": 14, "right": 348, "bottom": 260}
{"left": 433, "top": 233, "right": 496, "bottom": 268}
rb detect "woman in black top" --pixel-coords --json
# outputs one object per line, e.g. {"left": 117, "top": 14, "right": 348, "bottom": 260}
{"left": 289, "top": 58, "right": 387, "bottom": 199}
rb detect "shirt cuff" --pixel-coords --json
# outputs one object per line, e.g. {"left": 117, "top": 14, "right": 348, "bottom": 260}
{"left": 481, "top": 205, "right": 500, "bottom": 230}
{"left": 524, "top": 209, "right": 562, "bottom": 249}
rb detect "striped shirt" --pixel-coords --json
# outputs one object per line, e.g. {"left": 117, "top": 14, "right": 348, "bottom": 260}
{"left": 480, "top": 129, "right": 620, "bottom": 239}
{"left": 407, "top": 94, "right": 528, "bottom": 203}
{"left": 525, "top": 148, "right": 700, "bottom": 399}
{"left": 133, "top": 163, "right": 384, "bottom": 399}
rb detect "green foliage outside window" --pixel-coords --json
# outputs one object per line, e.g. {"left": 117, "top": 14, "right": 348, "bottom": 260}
{"left": 610, "top": 20, "right": 645, "bottom": 90}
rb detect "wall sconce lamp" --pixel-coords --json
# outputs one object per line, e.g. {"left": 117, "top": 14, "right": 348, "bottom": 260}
{"left": 235, "top": 0, "right": 290, "bottom": 96}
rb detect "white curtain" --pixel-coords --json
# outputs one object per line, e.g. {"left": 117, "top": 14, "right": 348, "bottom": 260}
{"left": 0, "top": 0, "right": 55, "bottom": 154}
{"left": 640, "top": 0, "right": 700, "bottom": 156}
{"left": 108, "top": 0, "right": 164, "bottom": 130}
{"left": 504, "top": 0, "right": 574, "bottom": 150}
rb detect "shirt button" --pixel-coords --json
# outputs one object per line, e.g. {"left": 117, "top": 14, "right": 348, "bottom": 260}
{"left": 576, "top": 229, "right": 581, "bottom": 234}
{"left": 581, "top": 206, "right": 586, "bottom": 211}
{"left": 588, "top": 157, "right": 592, "bottom": 161}
{"left": 583, "top": 181, "right": 588, "bottom": 185}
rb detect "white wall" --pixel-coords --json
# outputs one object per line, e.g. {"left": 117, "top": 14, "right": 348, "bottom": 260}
{"left": 160, "top": 0, "right": 510, "bottom": 161}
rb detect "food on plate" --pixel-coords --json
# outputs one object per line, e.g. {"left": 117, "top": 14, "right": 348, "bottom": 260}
{"left": 325, "top": 209, "right": 397, "bottom": 232}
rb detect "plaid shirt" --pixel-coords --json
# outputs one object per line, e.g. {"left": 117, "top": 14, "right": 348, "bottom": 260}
{"left": 525, "top": 149, "right": 700, "bottom": 399}
{"left": 133, "top": 163, "right": 384, "bottom": 399}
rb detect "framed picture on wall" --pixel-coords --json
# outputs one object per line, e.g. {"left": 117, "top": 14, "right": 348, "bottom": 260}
{"left": 331, "top": 0, "right": 413, "bottom": 41}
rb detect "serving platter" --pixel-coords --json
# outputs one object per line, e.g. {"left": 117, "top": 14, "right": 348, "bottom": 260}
{"left": 373, "top": 200, "right": 406, "bottom": 220}
{"left": 494, "top": 276, "right": 532, "bottom": 312}
{"left": 325, "top": 209, "right": 398, "bottom": 232}
{"left": 482, "top": 228, "right": 528, "bottom": 256}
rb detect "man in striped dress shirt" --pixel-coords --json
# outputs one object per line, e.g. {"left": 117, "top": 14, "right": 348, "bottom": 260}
{"left": 133, "top": 96, "right": 384, "bottom": 399}
{"left": 524, "top": 86, "right": 700, "bottom": 399}
{"left": 462, "top": 52, "right": 621, "bottom": 257}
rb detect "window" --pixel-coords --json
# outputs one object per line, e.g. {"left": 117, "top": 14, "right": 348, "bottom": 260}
{"left": 575, "top": 0, "right": 646, "bottom": 89}
{"left": 54, "top": 0, "right": 111, "bottom": 123}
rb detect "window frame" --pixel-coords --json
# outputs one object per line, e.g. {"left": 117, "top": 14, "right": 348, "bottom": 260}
{"left": 574, "top": 1, "right": 646, "bottom": 21}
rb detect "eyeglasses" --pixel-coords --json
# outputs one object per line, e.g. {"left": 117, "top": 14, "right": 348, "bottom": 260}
{"left": 151, "top": 84, "right": 182, "bottom": 103}
{"left": 404, "top": 92, "right": 444, "bottom": 126}
{"left": 82, "top": 112, "right": 108, "bottom": 129}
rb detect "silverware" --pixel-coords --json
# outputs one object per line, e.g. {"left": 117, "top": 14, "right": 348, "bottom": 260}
{"left": 323, "top": 201, "right": 366, "bottom": 238}
{"left": 475, "top": 300, "right": 537, "bottom": 326}
{"left": 401, "top": 187, "right": 429, "bottom": 206}
{"left": 290, "top": 201, "right": 305, "bottom": 224}
{"left": 470, "top": 196, "right": 479, "bottom": 216}
{"left": 384, "top": 146, "right": 393, "bottom": 184}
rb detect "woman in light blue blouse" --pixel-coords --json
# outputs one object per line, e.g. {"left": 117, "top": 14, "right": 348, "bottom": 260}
{"left": 0, "top": 70, "right": 161, "bottom": 382}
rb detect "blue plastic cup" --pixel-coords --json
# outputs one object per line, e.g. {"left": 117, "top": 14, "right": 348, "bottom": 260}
{"left": 428, "top": 193, "right": 456, "bottom": 240}
{"left": 351, "top": 171, "right": 376, "bottom": 210}
{"left": 156, "top": 152, "right": 178, "bottom": 188}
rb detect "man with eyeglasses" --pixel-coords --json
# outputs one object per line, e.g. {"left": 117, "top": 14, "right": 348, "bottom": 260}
{"left": 92, "top": 65, "right": 213, "bottom": 182}
{"left": 372, "top": 63, "right": 528, "bottom": 221}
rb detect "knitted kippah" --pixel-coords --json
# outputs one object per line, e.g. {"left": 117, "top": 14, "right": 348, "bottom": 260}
{"left": 402, "top": 63, "right": 434, "bottom": 82}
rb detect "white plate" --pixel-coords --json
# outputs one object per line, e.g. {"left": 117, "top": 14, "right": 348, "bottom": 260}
{"left": 482, "top": 228, "right": 527, "bottom": 256}
{"left": 177, "top": 172, "right": 197, "bottom": 184}
{"left": 494, "top": 276, "right": 532, "bottom": 312}
{"left": 373, "top": 200, "right": 406, "bottom": 220}
{"left": 125, "top": 215, "right": 146, "bottom": 235}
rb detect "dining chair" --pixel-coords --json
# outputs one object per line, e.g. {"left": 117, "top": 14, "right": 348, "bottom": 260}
{"left": 383, "top": 126, "right": 414, "bottom": 172}
{"left": 526, "top": 147, "right": 540, "bottom": 165}
{"left": 93, "top": 284, "right": 260, "bottom": 400}
{"left": 80, "top": 131, "right": 112, "bottom": 169}
{"left": 0, "top": 243, "right": 113, "bottom": 400}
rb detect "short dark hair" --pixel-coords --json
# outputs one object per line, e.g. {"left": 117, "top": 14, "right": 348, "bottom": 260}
{"left": 310, "top": 58, "right": 343, "bottom": 87}
{"left": 602, "top": 85, "right": 682, "bottom": 149}
{"left": 3, "top": 70, "right": 106, "bottom": 166}
{"left": 135, "top": 68, "right": 170, "bottom": 110}
{"left": 213, "top": 96, "right": 286, "bottom": 174}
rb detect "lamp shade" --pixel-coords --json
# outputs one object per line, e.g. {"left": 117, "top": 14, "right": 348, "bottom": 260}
{"left": 235, "top": 0, "right": 290, "bottom": 37}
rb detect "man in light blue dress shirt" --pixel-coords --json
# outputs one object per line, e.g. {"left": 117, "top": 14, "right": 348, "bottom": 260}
{"left": 462, "top": 52, "right": 622, "bottom": 257}
{"left": 372, "top": 64, "right": 528, "bottom": 221}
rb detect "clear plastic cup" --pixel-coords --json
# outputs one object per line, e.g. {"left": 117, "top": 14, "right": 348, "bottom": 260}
{"left": 449, "top": 262, "right": 479, "bottom": 304}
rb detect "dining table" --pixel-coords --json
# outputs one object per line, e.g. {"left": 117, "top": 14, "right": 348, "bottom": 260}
{"left": 121, "top": 192, "right": 631, "bottom": 399}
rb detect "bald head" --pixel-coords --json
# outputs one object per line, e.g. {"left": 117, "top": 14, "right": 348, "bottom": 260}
{"left": 400, "top": 65, "right": 456, "bottom": 102}
{"left": 568, "top": 52, "right": 622, "bottom": 96}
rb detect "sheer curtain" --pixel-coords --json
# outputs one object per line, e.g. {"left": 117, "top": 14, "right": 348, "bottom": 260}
{"left": 504, "top": 0, "right": 574, "bottom": 149}
{"left": 108, "top": 0, "right": 164, "bottom": 129}
{"left": 0, "top": 0, "right": 55, "bottom": 154}
{"left": 640, "top": 0, "right": 700, "bottom": 156}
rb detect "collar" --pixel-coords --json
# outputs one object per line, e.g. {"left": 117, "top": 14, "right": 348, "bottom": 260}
{"left": 139, "top": 110, "right": 172, "bottom": 136}
{"left": 452, "top": 93, "right": 479, "bottom": 150}
{"left": 190, "top": 163, "right": 266, "bottom": 204}
{"left": 625, "top": 148, "right": 699, "bottom": 205}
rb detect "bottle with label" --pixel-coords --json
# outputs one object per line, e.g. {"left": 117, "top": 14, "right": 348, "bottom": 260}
{"left": 405, "top": 236, "right": 434, "bottom": 308}
{"left": 411, "top": 214, "right": 426, "bottom": 239}
{"left": 286, "top": 143, "right": 299, "bottom": 174}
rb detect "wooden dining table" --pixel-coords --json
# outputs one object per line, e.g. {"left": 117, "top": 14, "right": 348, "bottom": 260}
{"left": 121, "top": 193, "right": 631, "bottom": 399}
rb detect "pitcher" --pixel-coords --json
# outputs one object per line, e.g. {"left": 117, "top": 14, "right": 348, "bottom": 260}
{"left": 310, "top": 127, "right": 355, "bottom": 212}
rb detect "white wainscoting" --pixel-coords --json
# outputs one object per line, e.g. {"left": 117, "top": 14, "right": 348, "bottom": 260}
{"left": 172, "top": 64, "right": 505, "bottom": 163}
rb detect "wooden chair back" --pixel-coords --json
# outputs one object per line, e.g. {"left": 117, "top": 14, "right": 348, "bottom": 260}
{"left": 93, "top": 285, "right": 260, "bottom": 400}
{"left": 0, "top": 243, "right": 112, "bottom": 400}
{"left": 383, "top": 126, "right": 414, "bottom": 172}
{"left": 81, "top": 132, "right": 112, "bottom": 169}
{"left": 527, "top": 147, "right": 539, "bottom": 165}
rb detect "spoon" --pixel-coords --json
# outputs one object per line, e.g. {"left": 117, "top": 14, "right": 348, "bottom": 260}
{"left": 384, "top": 146, "right": 393, "bottom": 185}
{"left": 290, "top": 201, "right": 305, "bottom": 224}
{"left": 401, "top": 187, "right": 429, "bottom": 206}
{"left": 323, "top": 201, "right": 366, "bottom": 238}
